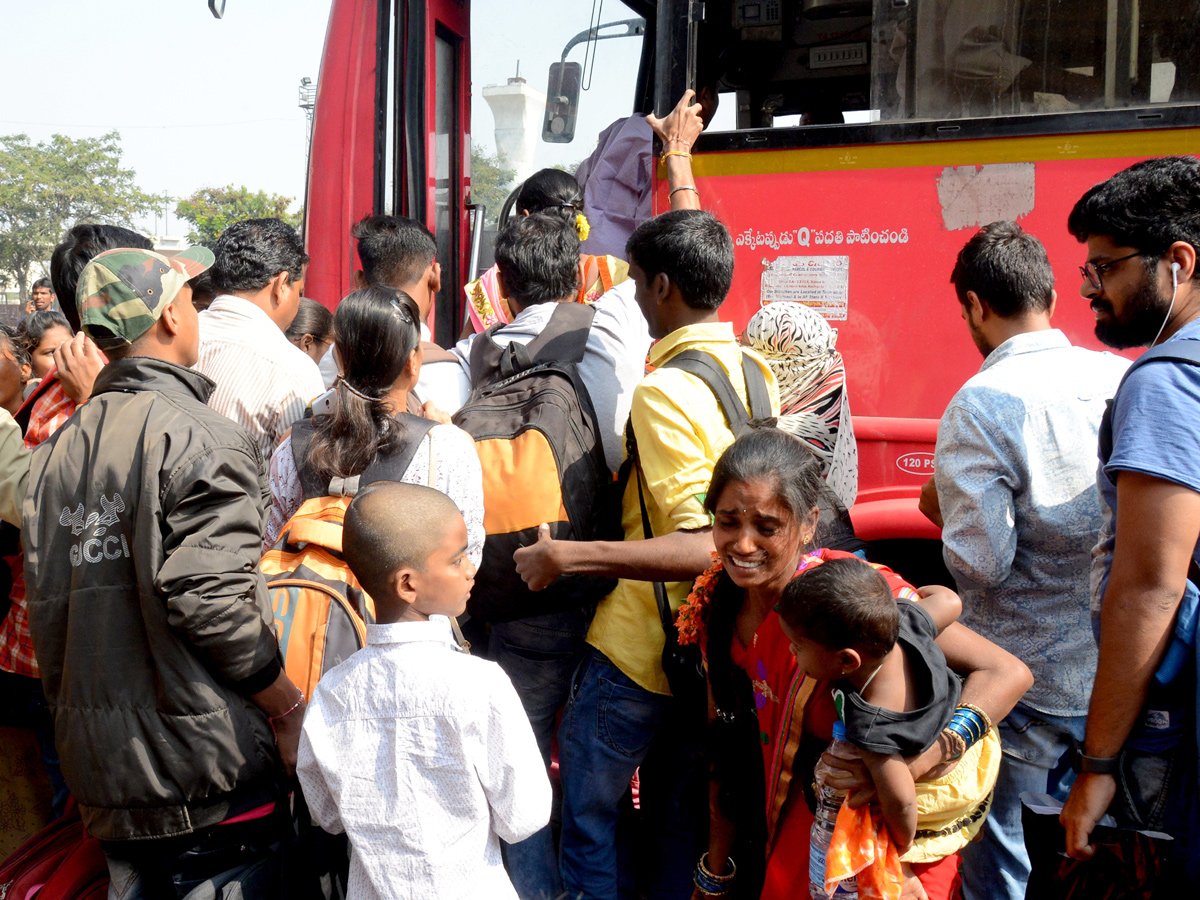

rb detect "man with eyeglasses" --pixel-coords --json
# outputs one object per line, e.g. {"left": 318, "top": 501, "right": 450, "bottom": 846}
{"left": 918, "top": 221, "right": 1127, "bottom": 900}
{"left": 1061, "top": 156, "right": 1200, "bottom": 884}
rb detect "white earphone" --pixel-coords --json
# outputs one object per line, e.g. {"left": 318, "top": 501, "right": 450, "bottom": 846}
{"left": 1152, "top": 261, "right": 1184, "bottom": 346}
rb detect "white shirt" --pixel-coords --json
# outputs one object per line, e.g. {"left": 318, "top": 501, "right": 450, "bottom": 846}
{"left": 415, "top": 361, "right": 471, "bottom": 415}
{"left": 266, "top": 422, "right": 485, "bottom": 564}
{"left": 935, "top": 329, "right": 1128, "bottom": 714}
{"left": 196, "top": 296, "right": 327, "bottom": 457}
{"left": 297, "top": 617, "right": 550, "bottom": 900}
{"left": 451, "top": 280, "right": 651, "bottom": 472}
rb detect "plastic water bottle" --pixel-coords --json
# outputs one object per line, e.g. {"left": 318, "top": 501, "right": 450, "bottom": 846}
{"left": 809, "top": 721, "right": 858, "bottom": 899}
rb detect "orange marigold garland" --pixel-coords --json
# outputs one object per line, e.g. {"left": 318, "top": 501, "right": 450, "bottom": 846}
{"left": 676, "top": 554, "right": 723, "bottom": 648}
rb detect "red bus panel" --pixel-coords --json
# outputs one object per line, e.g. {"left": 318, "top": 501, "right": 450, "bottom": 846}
{"left": 663, "top": 128, "right": 1200, "bottom": 534}
{"left": 305, "top": 0, "right": 379, "bottom": 310}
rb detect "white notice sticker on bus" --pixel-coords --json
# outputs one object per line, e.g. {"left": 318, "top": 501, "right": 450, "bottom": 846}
{"left": 759, "top": 256, "right": 849, "bottom": 320}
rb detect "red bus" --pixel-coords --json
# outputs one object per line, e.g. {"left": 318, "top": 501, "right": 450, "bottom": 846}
{"left": 305, "top": 0, "right": 1200, "bottom": 580}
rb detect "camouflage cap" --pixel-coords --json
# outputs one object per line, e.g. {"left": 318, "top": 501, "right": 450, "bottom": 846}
{"left": 78, "top": 246, "right": 214, "bottom": 346}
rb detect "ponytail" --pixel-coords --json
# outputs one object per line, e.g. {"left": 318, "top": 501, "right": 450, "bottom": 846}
{"left": 304, "top": 286, "right": 420, "bottom": 481}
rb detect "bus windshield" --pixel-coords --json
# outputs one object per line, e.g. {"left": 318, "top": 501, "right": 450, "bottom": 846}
{"left": 470, "top": 0, "right": 647, "bottom": 189}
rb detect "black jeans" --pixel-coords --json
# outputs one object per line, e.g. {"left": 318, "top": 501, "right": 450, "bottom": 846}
{"left": 102, "top": 811, "right": 286, "bottom": 900}
{"left": 0, "top": 668, "right": 69, "bottom": 817}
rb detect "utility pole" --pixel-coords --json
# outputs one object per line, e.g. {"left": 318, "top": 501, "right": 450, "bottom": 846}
{"left": 299, "top": 77, "right": 317, "bottom": 149}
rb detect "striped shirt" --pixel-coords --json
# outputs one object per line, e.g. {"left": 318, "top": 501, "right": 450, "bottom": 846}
{"left": 196, "top": 295, "right": 326, "bottom": 457}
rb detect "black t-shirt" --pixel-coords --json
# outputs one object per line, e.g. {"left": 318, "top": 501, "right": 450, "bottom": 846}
{"left": 836, "top": 601, "right": 962, "bottom": 757}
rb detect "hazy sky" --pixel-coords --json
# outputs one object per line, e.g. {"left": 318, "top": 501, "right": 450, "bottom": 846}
{"left": 1, "top": 1, "right": 726, "bottom": 237}
{"left": 1, "top": 1, "right": 332, "bottom": 234}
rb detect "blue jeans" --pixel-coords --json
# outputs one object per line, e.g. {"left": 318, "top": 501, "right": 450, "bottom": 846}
{"left": 489, "top": 610, "right": 590, "bottom": 900}
{"left": 558, "top": 647, "right": 706, "bottom": 900}
{"left": 958, "top": 702, "right": 1086, "bottom": 900}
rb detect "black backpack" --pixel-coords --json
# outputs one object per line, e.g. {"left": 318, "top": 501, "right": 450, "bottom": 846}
{"left": 452, "top": 302, "right": 615, "bottom": 622}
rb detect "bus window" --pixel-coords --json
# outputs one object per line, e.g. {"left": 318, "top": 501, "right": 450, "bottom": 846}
{"left": 468, "top": 1, "right": 646, "bottom": 274}
{"left": 697, "top": 0, "right": 1200, "bottom": 129}
{"left": 872, "top": 0, "right": 1200, "bottom": 121}
{"left": 470, "top": 1, "right": 646, "bottom": 183}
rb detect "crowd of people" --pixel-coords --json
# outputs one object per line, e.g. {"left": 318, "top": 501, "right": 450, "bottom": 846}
{"left": 1, "top": 90, "right": 1199, "bottom": 900}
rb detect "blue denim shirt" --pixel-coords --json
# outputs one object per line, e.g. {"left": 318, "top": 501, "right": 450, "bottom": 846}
{"left": 935, "top": 329, "right": 1128, "bottom": 715}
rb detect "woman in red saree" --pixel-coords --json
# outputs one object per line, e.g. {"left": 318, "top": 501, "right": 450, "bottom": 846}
{"left": 678, "top": 429, "right": 1032, "bottom": 900}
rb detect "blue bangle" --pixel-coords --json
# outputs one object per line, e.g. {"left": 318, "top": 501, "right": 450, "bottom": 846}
{"left": 949, "top": 711, "right": 981, "bottom": 744}
{"left": 946, "top": 719, "right": 974, "bottom": 746}
{"left": 947, "top": 707, "right": 987, "bottom": 749}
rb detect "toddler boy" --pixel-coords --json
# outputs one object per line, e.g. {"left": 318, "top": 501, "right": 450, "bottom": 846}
{"left": 777, "top": 556, "right": 1001, "bottom": 894}
{"left": 297, "top": 482, "right": 551, "bottom": 900}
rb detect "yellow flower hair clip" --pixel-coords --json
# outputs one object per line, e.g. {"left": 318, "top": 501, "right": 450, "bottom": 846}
{"left": 575, "top": 212, "right": 591, "bottom": 242}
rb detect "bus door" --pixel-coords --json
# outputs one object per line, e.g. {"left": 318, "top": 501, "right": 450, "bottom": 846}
{"left": 381, "top": 0, "right": 471, "bottom": 344}
{"left": 307, "top": 0, "right": 471, "bottom": 346}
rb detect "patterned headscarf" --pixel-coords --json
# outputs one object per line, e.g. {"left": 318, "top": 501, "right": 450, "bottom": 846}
{"left": 743, "top": 302, "right": 844, "bottom": 418}
{"left": 743, "top": 302, "right": 857, "bottom": 508}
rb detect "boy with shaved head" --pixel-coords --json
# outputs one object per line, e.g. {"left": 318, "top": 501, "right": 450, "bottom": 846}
{"left": 297, "top": 482, "right": 550, "bottom": 900}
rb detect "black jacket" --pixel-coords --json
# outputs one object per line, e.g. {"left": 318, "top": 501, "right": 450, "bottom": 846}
{"left": 24, "top": 357, "right": 283, "bottom": 841}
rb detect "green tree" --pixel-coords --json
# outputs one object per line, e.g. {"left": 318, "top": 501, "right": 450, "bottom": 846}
{"left": 175, "top": 185, "right": 303, "bottom": 249}
{"left": 0, "top": 131, "right": 156, "bottom": 304}
{"left": 469, "top": 145, "right": 516, "bottom": 226}
{"left": 553, "top": 158, "right": 587, "bottom": 177}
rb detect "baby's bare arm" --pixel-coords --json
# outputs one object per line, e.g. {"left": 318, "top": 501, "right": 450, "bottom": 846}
{"left": 915, "top": 584, "right": 962, "bottom": 634}
{"left": 863, "top": 750, "right": 918, "bottom": 853}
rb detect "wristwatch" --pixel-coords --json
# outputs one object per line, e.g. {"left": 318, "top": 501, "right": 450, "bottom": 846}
{"left": 1071, "top": 746, "right": 1120, "bottom": 775}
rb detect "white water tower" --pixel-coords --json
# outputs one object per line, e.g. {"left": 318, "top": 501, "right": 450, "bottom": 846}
{"left": 483, "top": 69, "right": 546, "bottom": 187}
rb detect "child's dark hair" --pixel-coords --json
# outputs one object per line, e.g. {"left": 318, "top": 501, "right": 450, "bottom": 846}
{"left": 16, "top": 310, "right": 72, "bottom": 360}
{"left": 777, "top": 557, "right": 899, "bottom": 660}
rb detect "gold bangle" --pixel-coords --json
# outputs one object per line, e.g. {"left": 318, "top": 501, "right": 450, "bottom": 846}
{"left": 941, "top": 727, "right": 966, "bottom": 761}
{"left": 661, "top": 150, "right": 692, "bottom": 160}
{"left": 698, "top": 852, "right": 737, "bottom": 881}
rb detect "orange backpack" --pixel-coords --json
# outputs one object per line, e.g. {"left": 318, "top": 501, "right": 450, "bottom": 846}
{"left": 259, "top": 496, "right": 377, "bottom": 699}
{"left": 259, "top": 415, "right": 436, "bottom": 696}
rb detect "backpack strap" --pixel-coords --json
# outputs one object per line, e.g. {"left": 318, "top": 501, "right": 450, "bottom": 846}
{"left": 741, "top": 354, "right": 773, "bottom": 420}
{"left": 1099, "top": 339, "right": 1200, "bottom": 464}
{"left": 355, "top": 413, "right": 437, "bottom": 492}
{"left": 664, "top": 350, "right": 754, "bottom": 437}
{"left": 469, "top": 303, "right": 596, "bottom": 385}
{"left": 527, "top": 302, "right": 595, "bottom": 366}
{"left": 468, "top": 322, "right": 514, "bottom": 386}
{"left": 293, "top": 413, "right": 437, "bottom": 500}
{"left": 290, "top": 419, "right": 323, "bottom": 500}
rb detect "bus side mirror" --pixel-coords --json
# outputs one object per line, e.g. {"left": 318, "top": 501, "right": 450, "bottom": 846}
{"left": 543, "top": 61, "right": 582, "bottom": 143}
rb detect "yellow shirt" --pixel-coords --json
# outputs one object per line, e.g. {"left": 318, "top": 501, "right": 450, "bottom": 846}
{"left": 587, "top": 322, "right": 780, "bottom": 695}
